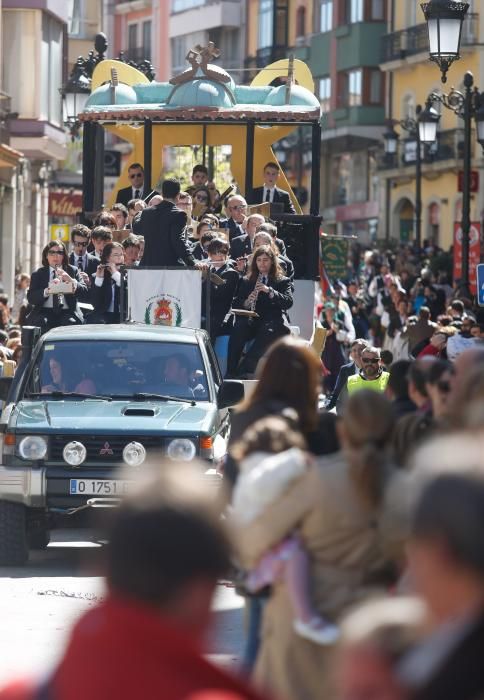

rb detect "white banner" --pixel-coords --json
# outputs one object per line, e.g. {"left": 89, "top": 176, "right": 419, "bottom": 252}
{"left": 127, "top": 268, "right": 202, "bottom": 328}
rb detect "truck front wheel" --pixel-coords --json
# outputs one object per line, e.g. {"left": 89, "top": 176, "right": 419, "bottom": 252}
{"left": 0, "top": 501, "right": 29, "bottom": 566}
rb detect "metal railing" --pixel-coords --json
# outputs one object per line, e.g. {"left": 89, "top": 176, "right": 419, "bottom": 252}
{"left": 120, "top": 46, "right": 151, "bottom": 62}
{"left": 378, "top": 128, "right": 471, "bottom": 170}
{"left": 381, "top": 13, "right": 479, "bottom": 63}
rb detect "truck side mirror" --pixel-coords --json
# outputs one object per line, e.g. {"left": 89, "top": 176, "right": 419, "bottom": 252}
{"left": 217, "top": 380, "right": 244, "bottom": 409}
{"left": 0, "top": 377, "right": 13, "bottom": 402}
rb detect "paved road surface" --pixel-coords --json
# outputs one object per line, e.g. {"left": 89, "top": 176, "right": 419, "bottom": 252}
{"left": 0, "top": 529, "right": 245, "bottom": 687}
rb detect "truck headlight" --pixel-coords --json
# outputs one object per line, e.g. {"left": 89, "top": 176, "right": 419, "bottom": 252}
{"left": 123, "top": 441, "right": 146, "bottom": 467}
{"left": 18, "top": 436, "right": 47, "bottom": 461}
{"left": 63, "top": 441, "right": 87, "bottom": 467}
{"left": 166, "top": 438, "right": 196, "bottom": 462}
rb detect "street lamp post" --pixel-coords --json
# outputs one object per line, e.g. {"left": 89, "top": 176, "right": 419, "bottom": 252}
{"left": 422, "top": 0, "right": 484, "bottom": 297}
{"left": 383, "top": 103, "right": 440, "bottom": 249}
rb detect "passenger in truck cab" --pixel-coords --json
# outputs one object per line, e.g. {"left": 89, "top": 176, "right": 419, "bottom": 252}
{"left": 41, "top": 355, "right": 96, "bottom": 395}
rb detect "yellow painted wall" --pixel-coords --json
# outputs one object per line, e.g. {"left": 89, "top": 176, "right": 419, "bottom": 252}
{"left": 388, "top": 2, "right": 483, "bottom": 250}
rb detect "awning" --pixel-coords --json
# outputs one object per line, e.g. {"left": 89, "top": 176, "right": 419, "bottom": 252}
{"left": 0, "top": 142, "right": 24, "bottom": 168}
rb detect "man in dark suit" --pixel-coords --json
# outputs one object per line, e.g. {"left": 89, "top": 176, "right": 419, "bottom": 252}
{"left": 400, "top": 466, "right": 484, "bottom": 700}
{"left": 249, "top": 161, "right": 296, "bottom": 214}
{"left": 220, "top": 195, "right": 248, "bottom": 241}
{"left": 202, "top": 238, "right": 240, "bottom": 343}
{"left": 116, "top": 163, "right": 154, "bottom": 207}
{"left": 230, "top": 213, "right": 265, "bottom": 260}
{"left": 69, "top": 225, "right": 98, "bottom": 277}
{"left": 133, "top": 179, "right": 197, "bottom": 268}
{"left": 325, "top": 338, "right": 368, "bottom": 411}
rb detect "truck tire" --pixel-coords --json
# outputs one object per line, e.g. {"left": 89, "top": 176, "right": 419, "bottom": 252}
{"left": 27, "top": 511, "right": 50, "bottom": 550}
{"left": 0, "top": 501, "right": 29, "bottom": 566}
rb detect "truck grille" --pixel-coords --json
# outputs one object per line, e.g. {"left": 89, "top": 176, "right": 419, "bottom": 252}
{"left": 49, "top": 435, "right": 164, "bottom": 464}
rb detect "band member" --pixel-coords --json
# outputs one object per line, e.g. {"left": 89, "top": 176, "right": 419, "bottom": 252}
{"left": 89, "top": 242, "right": 126, "bottom": 324}
{"left": 249, "top": 162, "right": 296, "bottom": 214}
{"left": 227, "top": 245, "right": 293, "bottom": 377}
{"left": 201, "top": 238, "right": 240, "bottom": 344}
{"left": 26, "top": 241, "right": 87, "bottom": 333}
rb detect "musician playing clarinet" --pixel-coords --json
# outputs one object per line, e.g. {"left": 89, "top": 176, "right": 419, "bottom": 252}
{"left": 227, "top": 245, "right": 293, "bottom": 378}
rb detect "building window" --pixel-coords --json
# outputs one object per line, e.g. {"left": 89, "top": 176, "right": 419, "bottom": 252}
{"left": 171, "top": 31, "right": 206, "bottom": 74}
{"left": 68, "top": 0, "right": 81, "bottom": 36}
{"left": 142, "top": 20, "right": 152, "bottom": 60}
{"left": 348, "top": 69, "right": 362, "bottom": 106}
{"left": 171, "top": 0, "right": 205, "bottom": 11}
{"left": 319, "top": 0, "right": 333, "bottom": 32}
{"left": 319, "top": 77, "right": 331, "bottom": 113}
{"left": 370, "top": 0, "right": 385, "bottom": 21}
{"left": 296, "top": 6, "right": 306, "bottom": 38}
{"left": 346, "top": 0, "right": 363, "bottom": 23}
{"left": 369, "top": 69, "right": 382, "bottom": 104}
{"left": 275, "top": 0, "right": 289, "bottom": 47}
{"left": 258, "top": 0, "right": 274, "bottom": 49}
{"left": 128, "top": 24, "right": 138, "bottom": 50}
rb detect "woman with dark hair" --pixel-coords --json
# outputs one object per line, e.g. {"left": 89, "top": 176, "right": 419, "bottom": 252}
{"left": 89, "top": 242, "right": 126, "bottom": 324}
{"left": 227, "top": 245, "right": 292, "bottom": 377}
{"left": 26, "top": 240, "right": 87, "bottom": 333}
{"left": 234, "top": 390, "right": 398, "bottom": 700}
{"left": 192, "top": 186, "right": 213, "bottom": 219}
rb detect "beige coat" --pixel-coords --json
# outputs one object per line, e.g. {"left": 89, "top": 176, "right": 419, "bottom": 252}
{"left": 236, "top": 451, "right": 391, "bottom": 700}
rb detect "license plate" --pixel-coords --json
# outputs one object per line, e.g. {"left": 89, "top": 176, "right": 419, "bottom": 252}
{"left": 69, "top": 479, "right": 132, "bottom": 496}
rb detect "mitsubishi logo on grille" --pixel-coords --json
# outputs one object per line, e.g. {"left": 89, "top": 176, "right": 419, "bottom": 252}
{"left": 99, "top": 442, "right": 114, "bottom": 456}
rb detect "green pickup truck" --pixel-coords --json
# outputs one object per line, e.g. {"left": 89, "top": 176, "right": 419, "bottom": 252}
{"left": 0, "top": 324, "right": 244, "bottom": 565}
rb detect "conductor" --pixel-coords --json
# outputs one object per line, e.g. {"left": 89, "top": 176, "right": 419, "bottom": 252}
{"left": 134, "top": 179, "right": 197, "bottom": 268}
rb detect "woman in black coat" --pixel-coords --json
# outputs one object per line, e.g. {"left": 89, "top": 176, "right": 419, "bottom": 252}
{"left": 26, "top": 240, "right": 87, "bottom": 333}
{"left": 227, "top": 245, "right": 292, "bottom": 377}
{"left": 89, "top": 242, "right": 126, "bottom": 324}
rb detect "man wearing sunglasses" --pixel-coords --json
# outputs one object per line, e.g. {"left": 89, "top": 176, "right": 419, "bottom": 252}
{"left": 69, "top": 225, "right": 98, "bottom": 279}
{"left": 115, "top": 163, "right": 155, "bottom": 206}
{"left": 347, "top": 347, "right": 389, "bottom": 396}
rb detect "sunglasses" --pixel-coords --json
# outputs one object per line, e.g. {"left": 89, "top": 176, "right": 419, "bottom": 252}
{"left": 362, "top": 357, "right": 379, "bottom": 364}
{"left": 196, "top": 195, "right": 208, "bottom": 202}
{"left": 73, "top": 240, "right": 88, "bottom": 247}
{"left": 48, "top": 250, "right": 64, "bottom": 255}
{"left": 129, "top": 173, "right": 143, "bottom": 179}
{"left": 231, "top": 205, "right": 246, "bottom": 210}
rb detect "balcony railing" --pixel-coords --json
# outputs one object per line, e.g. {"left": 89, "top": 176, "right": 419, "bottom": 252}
{"left": 378, "top": 128, "right": 471, "bottom": 170}
{"left": 171, "top": 0, "right": 239, "bottom": 12}
{"left": 120, "top": 46, "right": 151, "bottom": 63}
{"left": 381, "top": 13, "right": 479, "bottom": 64}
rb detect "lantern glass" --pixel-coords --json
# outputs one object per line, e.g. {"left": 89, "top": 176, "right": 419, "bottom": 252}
{"left": 428, "top": 17, "right": 463, "bottom": 58}
{"left": 419, "top": 119, "right": 438, "bottom": 144}
{"left": 384, "top": 131, "right": 398, "bottom": 155}
{"left": 476, "top": 111, "right": 484, "bottom": 148}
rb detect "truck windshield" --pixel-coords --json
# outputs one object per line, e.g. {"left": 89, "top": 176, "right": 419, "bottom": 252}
{"left": 25, "top": 340, "right": 210, "bottom": 401}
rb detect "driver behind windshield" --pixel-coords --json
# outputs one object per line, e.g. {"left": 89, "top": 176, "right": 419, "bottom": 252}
{"left": 160, "top": 354, "right": 205, "bottom": 397}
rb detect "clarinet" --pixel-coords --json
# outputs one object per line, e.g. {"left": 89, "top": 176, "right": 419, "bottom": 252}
{"left": 249, "top": 274, "right": 264, "bottom": 313}
{"left": 53, "top": 265, "right": 65, "bottom": 307}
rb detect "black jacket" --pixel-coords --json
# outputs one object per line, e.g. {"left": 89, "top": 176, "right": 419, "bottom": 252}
{"left": 26, "top": 265, "right": 87, "bottom": 323}
{"left": 326, "top": 360, "right": 357, "bottom": 411}
{"left": 230, "top": 234, "right": 252, "bottom": 260}
{"left": 90, "top": 272, "right": 125, "bottom": 318}
{"left": 233, "top": 275, "right": 293, "bottom": 324}
{"left": 249, "top": 186, "right": 296, "bottom": 214}
{"left": 115, "top": 185, "right": 154, "bottom": 207}
{"left": 202, "top": 264, "right": 240, "bottom": 336}
{"left": 68, "top": 252, "right": 99, "bottom": 276}
{"left": 220, "top": 218, "right": 246, "bottom": 241}
{"left": 411, "top": 611, "right": 484, "bottom": 700}
{"left": 133, "top": 201, "right": 195, "bottom": 268}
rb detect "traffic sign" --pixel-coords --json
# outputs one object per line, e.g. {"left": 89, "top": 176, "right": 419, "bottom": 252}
{"left": 477, "top": 264, "right": 484, "bottom": 306}
{"left": 49, "top": 224, "right": 70, "bottom": 243}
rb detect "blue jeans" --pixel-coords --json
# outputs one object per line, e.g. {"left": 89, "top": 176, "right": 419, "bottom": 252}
{"left": 242, "top": 595, "right": 266, "bottom": 675}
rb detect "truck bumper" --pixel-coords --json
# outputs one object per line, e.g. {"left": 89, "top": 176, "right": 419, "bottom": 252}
{"left": 0, "top": 466, "right": 46, "bottom": 507}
